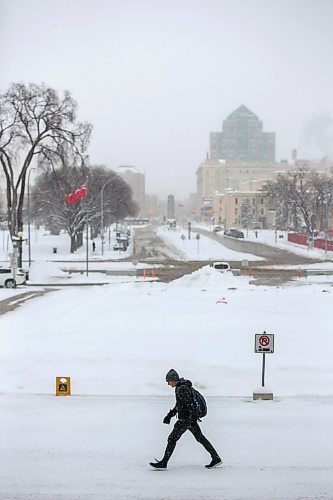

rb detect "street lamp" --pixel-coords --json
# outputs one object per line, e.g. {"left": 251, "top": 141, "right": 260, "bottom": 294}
{"left": 27, "top": 167, "right": 36, "bottom": 266}
{"left": 101, "top": 178, "right": 113, "bottom": 255}
{"left": 324, "top": 199, "right": 329, "bottom": 255}
{"left": 318, "top": 194, "right": 330, "bottom": 255}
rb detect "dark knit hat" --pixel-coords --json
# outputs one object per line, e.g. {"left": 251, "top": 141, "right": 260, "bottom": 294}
{"left": 166, "top": 369, "right": 179, "bottom": 382}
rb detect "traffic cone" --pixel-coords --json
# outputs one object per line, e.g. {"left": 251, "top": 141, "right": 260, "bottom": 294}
{"left": 143, "top": 269, "right": 146, "bottom": 280}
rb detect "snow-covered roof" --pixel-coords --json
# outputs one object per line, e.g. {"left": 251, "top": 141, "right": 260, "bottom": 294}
{"left": 118, "top": 165, "right": 141, "bottom": 173}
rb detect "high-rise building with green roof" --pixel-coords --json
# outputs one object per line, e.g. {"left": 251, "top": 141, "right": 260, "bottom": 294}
{"left": 210, "top": 105, "right": 275, "bottom": 162}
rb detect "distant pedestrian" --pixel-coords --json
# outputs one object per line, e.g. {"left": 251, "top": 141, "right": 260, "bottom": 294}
{"left": 254, "top": 230, "right": 258, "bottom": 239}
{"left": 150, "top": 369, "right": 222, "bottom": 470}
{"left": 92, "top": 241, "right": 96, "bottom": 252}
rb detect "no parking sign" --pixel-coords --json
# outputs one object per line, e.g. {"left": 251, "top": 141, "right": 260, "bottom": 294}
{"left": 255, "top": 333, "right": 274, "bottom": 353}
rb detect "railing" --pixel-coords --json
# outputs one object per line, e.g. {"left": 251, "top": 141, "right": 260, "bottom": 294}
{"left": 288, "top": 232, "right": 333, "bottom": 251}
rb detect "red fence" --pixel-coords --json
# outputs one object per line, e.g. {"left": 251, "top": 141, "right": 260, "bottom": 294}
{"left": 288, "top": 232, "right": 333, "bottom": 251}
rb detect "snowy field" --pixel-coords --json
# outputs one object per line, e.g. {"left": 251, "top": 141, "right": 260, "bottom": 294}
{"left": 0, "top": 226, "right": 333, "bottom": 498}
{"left": 0, "top": 225, "right": 133, "bottom": 264}
{"left": 0, "top": 226, "right": 157, "bottom": 287}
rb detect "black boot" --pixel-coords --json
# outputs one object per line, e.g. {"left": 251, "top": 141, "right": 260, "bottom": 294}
{"left": 205, "top": 456, "right": 222, "bottom": 469}
{"left": 150, "top": 460, "right": 167, "bottom": 469}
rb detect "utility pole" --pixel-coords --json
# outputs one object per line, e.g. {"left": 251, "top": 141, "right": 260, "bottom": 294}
{"left": 27, "top": 167, "right": 36, "bottom": 266}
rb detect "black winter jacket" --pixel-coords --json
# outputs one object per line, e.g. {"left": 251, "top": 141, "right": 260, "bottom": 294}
{"left": 169, "top": 378, "right": 196, "bottom": 422}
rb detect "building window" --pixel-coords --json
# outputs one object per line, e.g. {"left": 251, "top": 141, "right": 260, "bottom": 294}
{"left": 235, "top": 208, "right": 238, "bottom": 215}
{"left": 261, "top": 208, "right": 264, "bottom": 215}
{"left": 235, "top": 198, "right": 238, "bottom": 204}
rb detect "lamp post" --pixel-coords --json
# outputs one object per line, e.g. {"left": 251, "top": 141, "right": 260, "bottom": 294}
{"left": 318, "top": 194, "right": 330, "bottom": 255}
{"left": 101, "top": 178, "right": 113, "bottom": 255}
{"left": 27, "top": 167, "right": 36, "bottom": 267}
{"left": 85, "top": 175, "right": 89, "bottom": 277}
{"left": 325, "top": 199, "right": 329, "bottom": 255}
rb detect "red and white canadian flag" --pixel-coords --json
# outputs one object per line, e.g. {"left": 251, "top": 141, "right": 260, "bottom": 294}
{"left": 65, "top": 184, "right": 87, "bottom": 204}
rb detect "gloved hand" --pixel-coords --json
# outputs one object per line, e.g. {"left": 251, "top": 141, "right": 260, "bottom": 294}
{"left": 163, "top": 411, "right": 173, "bottom": 424}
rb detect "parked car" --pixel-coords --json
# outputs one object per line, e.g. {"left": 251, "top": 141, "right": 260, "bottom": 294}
{"left": 224, "top": 228, "right": 244, "bottom": 239}
{"left": 113, "top": 242, "right": 128, "bottom": 251}
{"left": 213, "top": 225, "right": 224, "bottom": 233}
{"left": 212, "top": 262, "right": 231, "bottom": 272}
{"left": 0, "top": 267, "right": 26, "bottom": 288}
{"left": 19, "top": 268, "right": 30, "bottom": 281}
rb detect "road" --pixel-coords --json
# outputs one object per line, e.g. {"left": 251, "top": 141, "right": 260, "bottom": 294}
{"left": 132, "top": 224, "right": 185, "bottom": 261}
{"left": 0, "top": 288, "right": 57, "bottom": 315}
{"left": 131, "top": 224, "right": 324, "bottom": 285}
{"left": 193, "top": 227, "right": 316, "bottom": 265}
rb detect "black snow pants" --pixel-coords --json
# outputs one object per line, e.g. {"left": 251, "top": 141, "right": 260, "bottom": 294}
{"left": 162, "top": 419, "right": 219, "bottom": 464}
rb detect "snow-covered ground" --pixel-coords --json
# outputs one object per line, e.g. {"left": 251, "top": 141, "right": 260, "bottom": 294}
{"left": 0, "top": 226, "right": 158, "bottom": 287}
{"left": 0, "top": 225, "right": 133, "bottom": 263}
{"left": 1, "top": 226, "right": 333, "bottom": 498}
{"left": 2, "top": 394, "right": 332, "bottom": 500}
{"left": 2, "top": 266, "right": 332, "bottom": 397}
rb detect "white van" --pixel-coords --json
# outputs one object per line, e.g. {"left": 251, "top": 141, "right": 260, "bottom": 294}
{"left": 0, "top": 268, "right": 26, "bottom": 288}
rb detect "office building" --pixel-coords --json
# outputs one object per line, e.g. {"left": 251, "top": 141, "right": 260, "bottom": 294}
{"left": 210, "top": 105, "right": 275, "bottom": 162}
{"left": 117, "top": 165, "right": 145, "bottom": 215}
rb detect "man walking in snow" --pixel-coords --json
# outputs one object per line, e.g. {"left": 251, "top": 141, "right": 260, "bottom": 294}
{"left": 150, "top": 369, "right": 222, "bottom": 469}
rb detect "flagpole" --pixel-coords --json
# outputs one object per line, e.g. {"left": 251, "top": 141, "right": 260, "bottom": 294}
{"left": 85, "top": 176, "right": 89, "bottom": 277}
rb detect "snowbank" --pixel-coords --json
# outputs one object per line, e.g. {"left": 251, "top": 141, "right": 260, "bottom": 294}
{"left": 170, "top": 265, "right": 252, "bottom": 290}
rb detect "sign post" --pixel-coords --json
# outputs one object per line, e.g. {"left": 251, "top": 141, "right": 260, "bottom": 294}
{"left": 195, "top": 233, "right": 200, "bottom": 254}
{"left": 253, "top": 331, "right": 274, "bottom": 400}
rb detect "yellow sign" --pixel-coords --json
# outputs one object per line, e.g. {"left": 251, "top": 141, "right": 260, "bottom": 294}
{"left": 56, "top": 376, "right": 71, "bottom": 396}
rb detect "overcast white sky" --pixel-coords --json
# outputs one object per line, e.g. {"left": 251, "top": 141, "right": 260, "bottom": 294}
{"left": 1, "top": 0, "right": 333, "bottom": 198}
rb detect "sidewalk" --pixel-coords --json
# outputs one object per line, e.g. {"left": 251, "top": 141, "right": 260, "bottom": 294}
{"left": 1, "top": 394, "right": 332, "bottom": 499}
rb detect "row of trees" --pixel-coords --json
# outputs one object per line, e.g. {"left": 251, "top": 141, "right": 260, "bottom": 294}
{"left": 0, "top": 82, "right": 138, "bottom": 260}
{"left": 265, "top": 167, "right": 333, "bottom": 233}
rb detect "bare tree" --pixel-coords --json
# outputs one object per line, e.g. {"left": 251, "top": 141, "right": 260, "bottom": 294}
{"left": 265, "top": 167, "right": 333, "bottom": 233}
{"left": 32, "top": 165, "right": 138, "bottom": 253}
{"left": 0, "top": 82, "right": 92, "bottom": 262}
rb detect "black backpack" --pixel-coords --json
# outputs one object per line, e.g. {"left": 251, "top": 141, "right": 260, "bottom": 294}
{"left": 191, "top": 387, "right": 207, "bottom": 419}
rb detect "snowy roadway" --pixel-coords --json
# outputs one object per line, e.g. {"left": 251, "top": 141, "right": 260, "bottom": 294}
{"left": 1, "top": 394, "right": 332, "bottom": 500}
